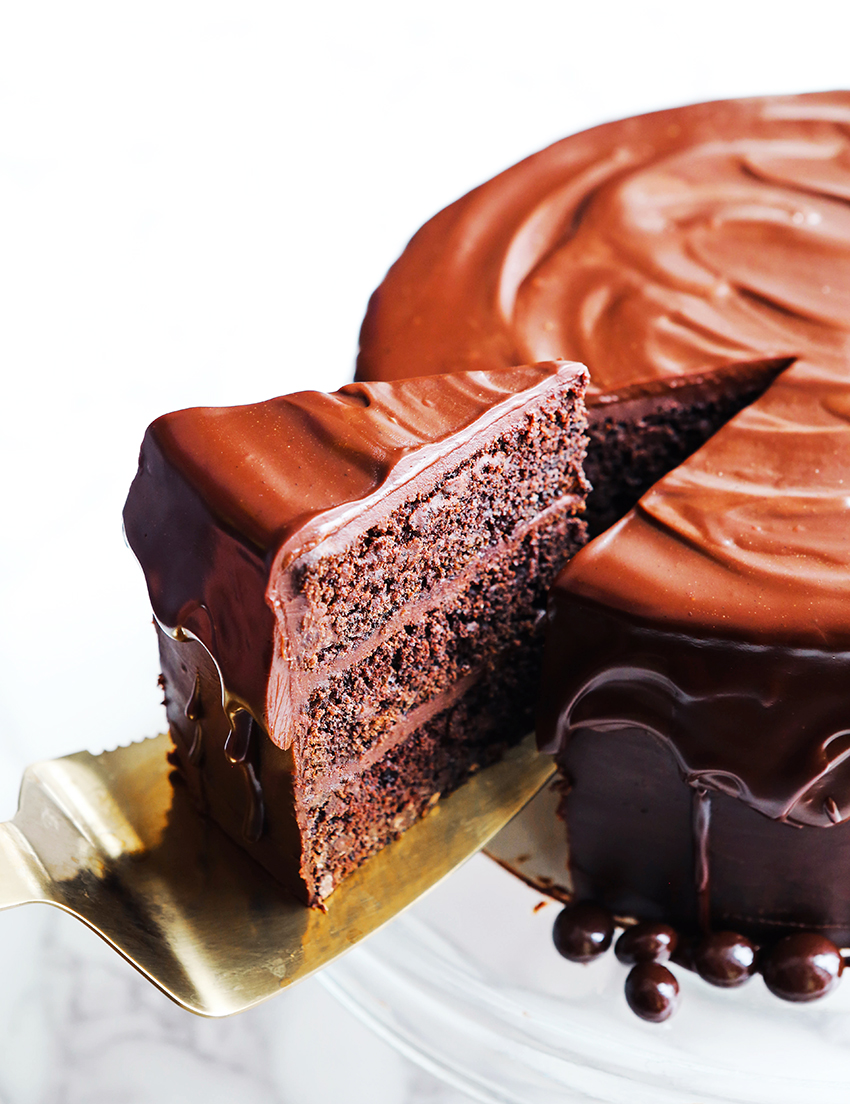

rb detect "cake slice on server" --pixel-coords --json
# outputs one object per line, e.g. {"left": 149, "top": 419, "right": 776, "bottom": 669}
{"left": 123, "top": 362, "right": 589, "bottom": 906}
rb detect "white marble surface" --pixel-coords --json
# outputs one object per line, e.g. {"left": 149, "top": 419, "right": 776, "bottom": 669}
{"left": 3, "top": 2, "right": 850, "bottom": 1100}
{"left": 0, "top": 899, "right": 477, "bottom": 1104}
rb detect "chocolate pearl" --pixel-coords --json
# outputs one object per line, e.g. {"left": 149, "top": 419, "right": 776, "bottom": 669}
{"left": 694, "top": 931, "right": 757, "bottom": 988}
{"left": 762, "top": 933, "right": 844, "bottom": 1002}
{"left": 553, "top": 901, "right": 614, "bottom": 963}
{"left": 624, "top": 962, "right": 680, "bottom": 1023}
{"left": 615, "top": 922, "right": 678, "bottom": 966}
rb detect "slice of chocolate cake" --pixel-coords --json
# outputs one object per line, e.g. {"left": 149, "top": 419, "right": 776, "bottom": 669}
{"left": 124, "top": 362, "right": 589, "bottom": 906}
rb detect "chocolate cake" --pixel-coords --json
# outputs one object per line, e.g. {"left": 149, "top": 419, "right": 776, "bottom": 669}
{"left": 356, "top": 93, "right": 850, "bottom": 955}
{"left": 124, "top": 363, "right": 589, "bottom": 906}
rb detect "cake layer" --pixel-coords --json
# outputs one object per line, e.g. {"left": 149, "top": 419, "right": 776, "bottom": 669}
{"left": 297, "top": 648, "right": 543, "bottom": 899}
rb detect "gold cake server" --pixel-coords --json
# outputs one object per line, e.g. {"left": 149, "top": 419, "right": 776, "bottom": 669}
{"left": 0, "top": 732, "right": 555, "bottom": 1017}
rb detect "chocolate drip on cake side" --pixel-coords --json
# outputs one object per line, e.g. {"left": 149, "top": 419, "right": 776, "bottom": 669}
{"left": 540, "top": 595, "right": 850, "bottom": 943}
{"left": 184, "top": 672, "right": 205, "bottom": 767}
{"left": 155, "top": 627, "right": 310, "bottom": 901}
{"left": 692, "top": 787, "right": 712, "bottom": 934}
{"left": 223, "top": 708, "right": 266, "bottom": 844}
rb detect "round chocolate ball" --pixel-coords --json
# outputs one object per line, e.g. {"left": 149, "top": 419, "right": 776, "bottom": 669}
{"left": 552, "top": 901, "right": 614, "bottom": 964}
{"left": 693, "top": 931, "right": 757, "bottom": 988}
{"left": 615, "top": 922, "right": 678, "bottom": 966}
{"left": 762, "top": 933, "right": 844, "bottom": 1002}
{"left": 624, "top": 962, "right": 680, "bottom": 1023}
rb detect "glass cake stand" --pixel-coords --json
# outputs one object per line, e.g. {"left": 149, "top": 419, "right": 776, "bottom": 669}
{"left": 320, "top": 785, "right": 850, "bottom": 1104}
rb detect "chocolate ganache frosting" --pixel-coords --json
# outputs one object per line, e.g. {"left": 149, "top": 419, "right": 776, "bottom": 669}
{"left": 357, "top": 92, "right": 850, "bottom": 391}
{"left": 357, "top": 92, "right": 850, "bottom": 939}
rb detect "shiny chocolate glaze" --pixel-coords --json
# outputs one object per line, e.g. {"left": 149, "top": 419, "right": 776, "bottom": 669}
{"left": 359, "top": 93, "right": 850, "bottom": 392}
{"left": 538, "top": 597, "right": 850, "bottom": 829}
{"left": 357, "top": 92, "right": 850, "bottom": 940}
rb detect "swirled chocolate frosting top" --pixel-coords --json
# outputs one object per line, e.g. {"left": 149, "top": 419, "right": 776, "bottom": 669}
{"left": 357, "top": 92, "right": 850, "bottom": 648}
{"left": 123, "top": 361, "right": 587, "bottom": 719}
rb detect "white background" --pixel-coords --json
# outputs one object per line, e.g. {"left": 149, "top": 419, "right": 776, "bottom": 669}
{"left": 1, "top": 1, "right": 849, "bottom": 1100}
